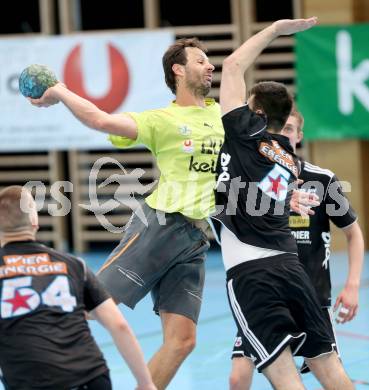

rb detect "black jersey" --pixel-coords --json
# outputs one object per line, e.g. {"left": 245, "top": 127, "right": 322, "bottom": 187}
{"left": 0, "top": 241, "right": 110, "bottom": 390}
{"left": 289, "top": 161, "right": 357, "bottom": 307}
{"left": 214, "top": 105, "right": 299, "bottom": 253}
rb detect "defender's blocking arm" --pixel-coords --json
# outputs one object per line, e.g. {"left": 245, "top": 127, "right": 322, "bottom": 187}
{"left": 220, "top": 17, "right": 318, "bottom": 116}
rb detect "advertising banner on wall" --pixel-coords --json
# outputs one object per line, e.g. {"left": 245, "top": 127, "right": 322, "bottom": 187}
{"left": 0, "top": 30, "right": 174, "bottom": 151}
{"left": 296, "top": 24, "right": 369, "bottom": 140}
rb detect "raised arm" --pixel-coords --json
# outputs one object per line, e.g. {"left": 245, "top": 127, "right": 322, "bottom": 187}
{"left": 91, "top": 298, "right": 157, "bottom": 390}
{"left": 334, "top": 221, "right": 364, "bottom": 323}
{"left": 29, "top": 82, "right": 138, "bottom": 139}
{"left": 220, "top": 17, "right": 318, "bottom": 115}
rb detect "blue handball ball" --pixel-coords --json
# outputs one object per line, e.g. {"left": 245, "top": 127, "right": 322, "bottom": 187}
{"left": 19, "top": 64, "right": 58, "bottom": 99}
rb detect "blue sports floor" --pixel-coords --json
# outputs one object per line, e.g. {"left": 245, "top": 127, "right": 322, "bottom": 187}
{"left": 2, "top": 250, "right": 368, "bottom": 389}
{"left": 89, "top": 249, "right": 369, "bottom": 389}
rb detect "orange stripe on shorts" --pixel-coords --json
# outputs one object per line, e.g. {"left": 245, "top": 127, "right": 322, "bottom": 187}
{"left": 97, "top": 232, "right": 140, "bottom": 275}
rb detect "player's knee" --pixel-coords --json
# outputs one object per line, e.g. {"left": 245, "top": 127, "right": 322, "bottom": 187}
{"left": 229, "top": 371, "right": 243, "bottom": 390}
{"left": 166, "top": 333, "right": 196, "bottom": 357}
{"left": 175, "top": 338, "right": 196, "bottom": 358}
{"left": 306, "top": 351, "right": 338, "bottom": 374}
{"left": 229, "top": 359, "right": 253, "bottom": 390}
{"left": 178, "top": 334, "right": 196, "bottom": 356}
{"left": 306, "top": 352, "right": 354, "bottom": 390}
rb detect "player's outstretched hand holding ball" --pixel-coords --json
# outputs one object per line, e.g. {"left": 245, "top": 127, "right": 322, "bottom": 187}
{"left": 19, "top": 64, "right": 62, "bottom": 107}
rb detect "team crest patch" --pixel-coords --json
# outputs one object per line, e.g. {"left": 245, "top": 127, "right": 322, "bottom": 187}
{"left": 258, "top": 164, "right": 290, "bottom": 201}
{"left": 234, "top": 336, "right": 243, "bottom": 347}
{"left": 178, "top": 124, "right": 192, "bottom": 136}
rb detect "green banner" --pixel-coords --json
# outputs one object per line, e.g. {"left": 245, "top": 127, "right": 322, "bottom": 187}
{"left": 296, "top": 24, "right": 369, "bottom": 140}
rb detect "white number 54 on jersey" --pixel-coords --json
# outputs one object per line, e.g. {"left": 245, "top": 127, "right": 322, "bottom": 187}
{"left": 1, "top": 276, "right": 77, "bottom": 318}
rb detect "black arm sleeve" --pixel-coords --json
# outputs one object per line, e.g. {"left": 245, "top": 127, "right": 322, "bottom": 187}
{"left": 324, "top": 175, "right": 357, "bottom": 228}
{"left": 84, "top": 268, "right": 111, "bottom": 311}
{"left": 221, "top": 105, "right": 266, "bottom": 140}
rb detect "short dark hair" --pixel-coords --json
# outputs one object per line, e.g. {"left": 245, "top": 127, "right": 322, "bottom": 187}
{"left": 162, "top": 37, "right": 207, "bottom": 94}
{"left": 249, "top": 81, "right": 293, "bottom": 132}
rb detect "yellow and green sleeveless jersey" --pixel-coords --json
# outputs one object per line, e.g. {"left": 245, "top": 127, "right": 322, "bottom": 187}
{"left": 109, "top": 98, "right": 224, "bottom": 219}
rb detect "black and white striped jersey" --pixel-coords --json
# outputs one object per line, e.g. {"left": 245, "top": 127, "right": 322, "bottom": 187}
{"left": 289, "top": 160, "right": 357, "bottom": 307}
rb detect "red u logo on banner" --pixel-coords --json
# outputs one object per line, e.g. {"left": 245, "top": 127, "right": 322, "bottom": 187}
{"left": 63, "top": 43, "right": 130, "bottom": 113}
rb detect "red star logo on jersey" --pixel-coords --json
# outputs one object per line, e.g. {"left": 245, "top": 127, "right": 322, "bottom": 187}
{"left": 4, "top": 290, "right": 33, "bottom": 314}
{"left": 267, "top": 175, "right": 286, "bottom": 196}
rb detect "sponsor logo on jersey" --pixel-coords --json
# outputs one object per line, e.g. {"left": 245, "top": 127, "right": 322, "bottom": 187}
{"left": 291, "top": 230, "right": 310, "bottom": 240}
{"left": 182, "top": 139, "right": 195, "bottom": 153}
{"left": 178, "top": 124, "right": 192, "bottom": 136}
{"left": 215, "top": 152, "right": 231, "bottom": 186}
{"left": 201, "top": 137, "right": 223, "bottom": 155}
{"left": 3, "top": 253, "right": 50, "bottom": 265}
{"left": 322, "top": 232, "right": 331, "bottom": 269}
{"left": 203, "top": 122, "right": 214, "bottom": 129}
{"left": 289, "top": 215, "right": 310, "bottom": 228}
{"left": 188, "top": 156, "right": 216, "bottom": 173}
{"left": 0, "top": 253, "right": 67, "bottom": 278}
{"left": 259, "top": 140, "right": 298, "bottom": 177}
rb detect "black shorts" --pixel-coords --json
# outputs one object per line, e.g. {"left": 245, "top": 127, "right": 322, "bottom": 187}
{"left": 226, "top": 254, "right": 334, "bottom": 372}
{"left": 300, "top": 307, "right": 339, "bottom": 374}
{"left": 232, "top": 307, "right": 340, "bottom": 373}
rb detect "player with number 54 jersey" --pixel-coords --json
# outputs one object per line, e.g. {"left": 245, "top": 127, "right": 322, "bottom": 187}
{"left": 0, "top": 240, "right": 110, "bottom": 389}
{"left": 0, "top": 186, "right": 156, "bottom": 390}
{"left": 0, "top": 241, "right": 109, "bottom": 388}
